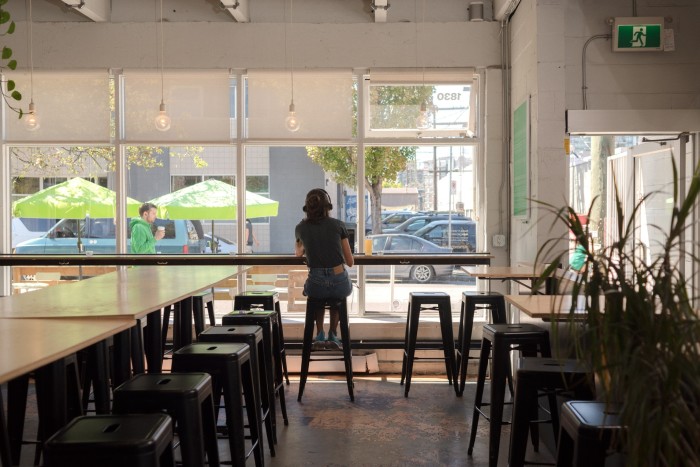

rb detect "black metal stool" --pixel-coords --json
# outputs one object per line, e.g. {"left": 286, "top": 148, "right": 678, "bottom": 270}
{"left": 7, "top": 355, "right": 83, "bottom": 465}
{"left": 79, "top": 340, "right": 111, "bottom": 414}
{"left": 468, "top": 323, "right": 551, "bottom": 467}
{"left": 556, "top": 401, "right": 624, "bottom": 467}
{"left": 198, "top": 325, "right": 277, "bottom": 456}
{"left": 112, "top": 373, "right": 220, "bottom": 467}
{"left": 193, "top": 290, "right": 216, "bottom": 335}
{"left": 172, "top": 342, "right": 264, "bottom": 467}
{"left": 44, "top": 413, "right": 175, "bottom": 467}
{"left": 401, "top": 292, "right": 458, "bottom": 397}
{"left": 162, "top": 295, "right": 205, "bottom": 354}
{"left": 508, "top": 357, "right": 595, "bottom": 467}
{"left": 234, "top": 291, "right": 290, "bottom": 385}
{"left": 222, "top": 310, "right": 288, "bottom": 426}
{"left": 297, "top": 297, "right": 354, "bottom": 402}
{"left": 456, "top": 291, "right": 508, "bottom": 396}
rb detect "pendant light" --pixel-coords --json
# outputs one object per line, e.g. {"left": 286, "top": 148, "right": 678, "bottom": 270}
{"left": 23, "top": 0, "right": 39, "bottom": 131}
{"left": 284, "top": 0, "right": 300, "bottom": 132}
{"left": 154, "top": 0, "right": 171, "bottom": 132}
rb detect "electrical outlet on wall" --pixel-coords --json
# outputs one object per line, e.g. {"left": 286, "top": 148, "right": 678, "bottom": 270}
{"left": 492, "top": 234, "right": 506, "bottom": 248}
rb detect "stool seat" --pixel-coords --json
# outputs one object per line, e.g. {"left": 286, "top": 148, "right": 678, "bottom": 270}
{"left": 234, "top": 291, "right": 290, "bottom": 386}
{"left": 199, "top": 325, "right": 277, "bottom": 456}
{"left": 172, "top": 342, "right": 264, "bottom": 467}
{"left": 44, "top": 414, "right": 175, "bottom": 467}
{"left": 556, "top": 401, "right": 624, "bottom": 467}
{"left": 401, "top": 292, "right": 458, "bottom": 397}
{"left": 468, "top": 323, "right": 551, "bottom": 467}
{"left": 298, "top": 296, "right": 354, "bottom": 402}
{"left": 113, "top": 373, "right": 220, "bottom": 467}
{"left": 508, "top": 358, "right": 595, "bottom": 467}
{"left": 456, "top": 291, "right": 507, "bottom": 396}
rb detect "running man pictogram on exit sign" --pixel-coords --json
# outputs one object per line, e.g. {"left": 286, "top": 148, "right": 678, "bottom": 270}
{"left": 613, "top": 17, "right": 664, "bottom": 52}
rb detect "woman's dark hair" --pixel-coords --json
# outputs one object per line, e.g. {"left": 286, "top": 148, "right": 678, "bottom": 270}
{"left": 303, "top": 188, "right": 332, "bottom": 221}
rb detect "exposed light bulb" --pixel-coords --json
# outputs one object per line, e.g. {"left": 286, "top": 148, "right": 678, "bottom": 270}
{"left": 285, "top": 102, "right": 300, "bottom": 132}
{"left": 24, "top": 100, "right": 40, "bottom": 131}
{"left": 155, "top": 101, "right": 171, "bottom": 132}
{"left": 416, "top": 101, "right": 430, "bottom": 130}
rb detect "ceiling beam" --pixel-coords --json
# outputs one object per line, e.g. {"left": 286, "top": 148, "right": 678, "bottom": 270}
{"left": 371, "top": 0, "right": 390, "bottom": 23}
{"left": 59, "top": 0, "right": 110, "bottom": 22}
{"left": 221, "top": 0, "right": 250, "bottom": 23}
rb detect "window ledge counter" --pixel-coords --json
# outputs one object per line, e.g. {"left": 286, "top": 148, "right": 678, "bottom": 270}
{"left": 0, "top": 253, "right": 492, "bottom": 267}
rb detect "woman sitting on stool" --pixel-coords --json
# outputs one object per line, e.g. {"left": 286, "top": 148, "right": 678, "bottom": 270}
{"left": 294, "top": 188, "right": 354, "bottom": 350}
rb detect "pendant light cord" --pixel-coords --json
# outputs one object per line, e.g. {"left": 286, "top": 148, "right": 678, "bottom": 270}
{"left": 421, "top": 0, "right": 426, "bottom": 89}
{"left": 27, "top": 0, "right": 34, "bottom": 101}
{"left": 289, "top": 0, "right": 295, "bottom": 104}
{"left": 159, "top": 0, "right": 164, "bottom": 103}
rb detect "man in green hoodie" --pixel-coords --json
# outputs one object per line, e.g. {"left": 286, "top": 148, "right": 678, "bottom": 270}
{"left": 130, "top": 202, "right": 165, "bottom": 253}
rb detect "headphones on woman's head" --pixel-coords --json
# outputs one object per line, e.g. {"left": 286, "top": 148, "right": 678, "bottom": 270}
{"left": 302, "top": 188, "right": 333, "bottom": 212}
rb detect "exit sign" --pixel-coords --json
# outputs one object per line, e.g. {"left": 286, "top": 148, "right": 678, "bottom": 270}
{"left": 613, "top": 17, "right": 664, "bottom": 52}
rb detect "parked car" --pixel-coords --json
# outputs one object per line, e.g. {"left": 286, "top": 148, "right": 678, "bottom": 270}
{"left": 203, "top": 233, "right": 237, "bottom": 254}
{"left": 13, "top": 217, "right": 204, "bottom": 254}
{"left": 345, "top": 210, "right": 422, "bottom": 241}
{"left": 358, "top": 233, "right": 454, "bottom": 283}
{"left": 412, "top": 219, "right": 477, "bottom": 253}
{"left": 384, "top": 213, "right": 471, "bottom": 235}
{"left": 11, "top": 217, "right": 58, "bottom": 248}
{"left": 378, "top": 210, "right": 423, "bottom": 230}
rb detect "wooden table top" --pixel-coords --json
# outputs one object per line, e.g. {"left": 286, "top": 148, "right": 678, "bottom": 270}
{"left": 0, "top": 317, "right": 133, "bottom": 383}
{"left": 504, "top": 294, "right": 590, "bottom": 319}
{"left": 463, "top": 265, "right": 548, "bottom": 279}
{"left": 0, "top": 265, "right": 243, "bottom": 319}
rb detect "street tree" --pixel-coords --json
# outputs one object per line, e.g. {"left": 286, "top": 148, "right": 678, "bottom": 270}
{"left": 306, "top": 84, "right": 433, "bottom": 233}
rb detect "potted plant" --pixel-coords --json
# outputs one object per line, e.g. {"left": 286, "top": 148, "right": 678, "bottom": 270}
{"left": 534, "top": 160, "right": 700, "bottom": 466}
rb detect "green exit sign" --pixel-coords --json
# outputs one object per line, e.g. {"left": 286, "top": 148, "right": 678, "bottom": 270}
{"left": 613, "top": 17, "right": 664, "bottom": 52}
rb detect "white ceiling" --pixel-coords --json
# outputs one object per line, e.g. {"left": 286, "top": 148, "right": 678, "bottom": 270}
{"left": 9, "top": 0, "right": 484, "bottom": 24}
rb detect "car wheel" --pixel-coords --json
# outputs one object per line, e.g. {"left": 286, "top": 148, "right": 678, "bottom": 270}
{"left": 410, "top": 265, "right": 435, "bottom": 283}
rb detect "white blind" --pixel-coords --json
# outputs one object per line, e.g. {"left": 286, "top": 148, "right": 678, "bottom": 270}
{"left": 247, "top": 69, "right": 353, "bottom": 139}
{"left": 123, "top": 69, "right": 231, "bottom": 142}
{"left": 369, "top": 68, "right": 476, "bottom": 85}
{"left": 4, "top": 70, "right": 111, "bottom": 143}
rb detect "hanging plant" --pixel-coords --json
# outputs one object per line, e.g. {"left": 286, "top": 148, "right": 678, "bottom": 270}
{"left": 0, "top": 0, "right": 23, "bottom": 116}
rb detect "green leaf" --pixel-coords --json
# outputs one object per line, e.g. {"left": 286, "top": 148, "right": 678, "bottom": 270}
{"left": 0, "top": 0, "right": 9, "bottom": 6}
{"left": 8, "top": 59, "right": 16, "bottom": 69}
{"left": 0, "top": 11, "right": 9, "bottom": 25}
{"left": 10, "top": 90, "right": 21, "bottom": 101}
{"left": 6, "top": 79, "right": 14, "bottom": 91}
{"left": 2, "top": 46, "right": 11, "bottom": 59}
{"left": 7, "top": 20, "right": 15, "bottom": 34}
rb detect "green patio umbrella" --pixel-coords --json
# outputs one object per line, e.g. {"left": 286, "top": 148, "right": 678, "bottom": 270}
{"left": 148, "top": 179, "right": 279, "bottom": 253}
{"left": 148, "top": 179, "right": 279, "bottom": 220}
{"left": 12, "top": 177, "right": 142, "bottom": 257}
{"left": 12, "top": 177, "right": 141, "bottom": 219}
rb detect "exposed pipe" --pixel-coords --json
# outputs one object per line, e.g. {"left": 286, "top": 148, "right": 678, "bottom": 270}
{"left": 581, "top": 34, "right": 611, "bottom": 109}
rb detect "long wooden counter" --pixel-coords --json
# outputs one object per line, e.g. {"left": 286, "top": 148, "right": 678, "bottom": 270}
{"left": 0, "top": 318, "right": 133, "bottom": 383}
{"left": 0, "top": 265, "right": 243, "bottom": 319}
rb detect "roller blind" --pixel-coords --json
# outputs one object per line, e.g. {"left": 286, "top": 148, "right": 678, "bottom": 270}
{"left": 4, "top": 70, "right": 111, "bottom": 143}
{"left": 369, "top": 68, "right": 475, "bottom": 85}
{"left": 123, "top": 69, "right": 231, "bottom": 142}
{"left": 247, "top": 69, "right": 353, "bottom": 139}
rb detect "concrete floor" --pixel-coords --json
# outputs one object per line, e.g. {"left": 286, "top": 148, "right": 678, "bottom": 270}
{"left": 258, "top": 374, "right": 555, "bottom": 467}
{"left": 10, "top": 373, "right": 557, "bottom": 467}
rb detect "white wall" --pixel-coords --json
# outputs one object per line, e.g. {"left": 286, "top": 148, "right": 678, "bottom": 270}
{"left": 509, "top": 0, "right": 700, "bottom": 266}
